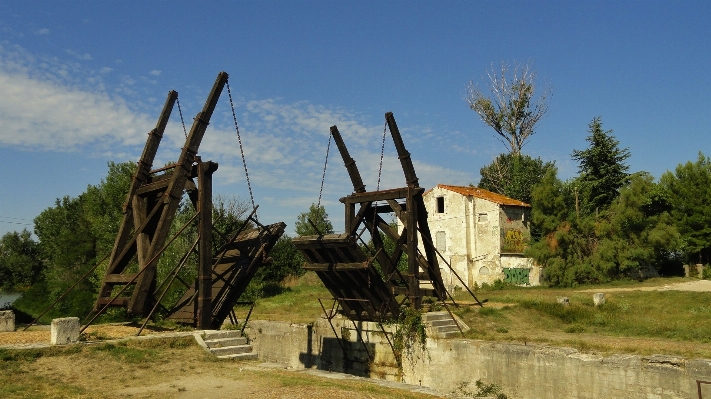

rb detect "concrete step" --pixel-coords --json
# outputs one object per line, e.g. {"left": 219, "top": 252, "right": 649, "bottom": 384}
{"left": 422, "top": 311, "right": 452, "bottom": 322}
{"left": 210, "top": 344, "right": 253, "bottom": 357}
{"left": 204, "top": 336, "right": 248, "bottom": 348}
{"left": 435, "top": 325, "right": 461, "bottom": 333}
{"left": 438, "top": 330, "right": 461, "bottom": 339}
{"left": 203, "top": 329, "right": 242, "bottom": 340}
{"left": 217, "top": 352, "right": 259, "bottom": 360}
{"left": 430, "top": 319, "right": 457, "bottom": 327}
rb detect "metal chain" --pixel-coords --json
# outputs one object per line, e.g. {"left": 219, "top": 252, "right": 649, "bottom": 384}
{"left": 317, "top": 134, "right": 331, "bottom": 209}
{"left": 176, "top": 97, "right": 188, "bottom": 139}
{"left": 376, "top": 121, "right": 387, "bottom": 191}
{"left": 226, "top": 79, "right": 257, "bottom": 221}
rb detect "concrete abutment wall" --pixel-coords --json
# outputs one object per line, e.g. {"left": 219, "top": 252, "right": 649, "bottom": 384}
{"left": 245, "top": 318, "right": 711, "bottom": 398}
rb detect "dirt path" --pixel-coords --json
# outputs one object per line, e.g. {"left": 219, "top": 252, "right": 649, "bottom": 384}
{"left": 576, "top": 279, "right": 711, "bottom": 293}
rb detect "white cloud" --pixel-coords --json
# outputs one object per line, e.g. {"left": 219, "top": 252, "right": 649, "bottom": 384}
{"left": 0, "top": 42, "right": 474, "bottom": 236}
{"left": 35, "top": 28, "right": 49, "bottom": 35}
{"left": 149, "top": 70, "right": 161, "bottom": 76}
{"left": 0, "top": 71, "right": 153, "bottom": 150}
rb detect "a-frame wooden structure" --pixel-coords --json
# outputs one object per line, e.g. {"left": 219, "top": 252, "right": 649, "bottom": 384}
{"left": 292, "top": 112, "right": 446, "bottom": 322}
{"left": 91, "top": 72, "right": 284, "bottom": 330}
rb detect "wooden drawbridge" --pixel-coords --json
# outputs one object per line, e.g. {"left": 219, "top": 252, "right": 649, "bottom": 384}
{"left": 293, "top": 112, "right": 447, "bottom": 322}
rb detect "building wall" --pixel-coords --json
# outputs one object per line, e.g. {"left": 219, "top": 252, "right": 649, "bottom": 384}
{"left": 422, "top": 187, "right": 539, "bottom": 289}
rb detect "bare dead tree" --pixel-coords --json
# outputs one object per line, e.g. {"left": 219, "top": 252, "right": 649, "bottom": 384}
{"left": 466, "top": 61, "right": 551, "bottom": 156}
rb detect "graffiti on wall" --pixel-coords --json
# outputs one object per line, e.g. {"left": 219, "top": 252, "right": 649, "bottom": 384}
{"left": 503, "top": 268, "right": 530, "bottom": 285}
{"left": 500, "top": 228, "right": 530, "bottom": 253}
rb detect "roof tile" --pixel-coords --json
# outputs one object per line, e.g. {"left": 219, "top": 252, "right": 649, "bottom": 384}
{"left": 432, "top": 184, "right": 531, "bottom": 207}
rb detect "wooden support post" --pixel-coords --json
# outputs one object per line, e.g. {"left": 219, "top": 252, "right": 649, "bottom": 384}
{"left": 385, "top": 112, "right": 419, "bottom": 188}
{"left": 406, "top": 188, "right": 421, "bottom": 309}
{"left": 197, "top": 159, "right": 218, "bottom": 329}
{"left": 330, "top": 125, "right": 366, "bottom": 193}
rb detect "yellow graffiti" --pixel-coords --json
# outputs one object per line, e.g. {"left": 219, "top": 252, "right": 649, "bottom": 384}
{"left": 501, "top": 228, "right": 528, "bottom": 253}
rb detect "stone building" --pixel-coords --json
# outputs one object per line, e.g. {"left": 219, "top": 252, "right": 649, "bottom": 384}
{"left": 419, "top": 184, "right": 540, "bottom": 290}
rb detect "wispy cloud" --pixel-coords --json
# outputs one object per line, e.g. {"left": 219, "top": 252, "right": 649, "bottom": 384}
{"left": 35, "top": 28, "right": 49, "bottom": 35}
{"left": 65, "top": 49, "right": 92, "bottom": 61}
{"left": 149, "top": 69, "right": 161, "bottom": 76}
{"left": 0, "top": 42, "right": 474, "bottom": 234}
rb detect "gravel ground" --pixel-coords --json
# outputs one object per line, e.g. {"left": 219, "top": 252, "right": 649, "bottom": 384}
{"left": 0, "top": 323, "right": 174, "bottom": 347}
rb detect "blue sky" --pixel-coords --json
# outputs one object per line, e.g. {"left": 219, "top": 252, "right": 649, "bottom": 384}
{"left": 1, "top": 1, "right": 710, "bottom": 237}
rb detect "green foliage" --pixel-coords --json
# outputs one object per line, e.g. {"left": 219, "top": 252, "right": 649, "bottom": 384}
{"left": 255, "top": 235, "right": 305, "bottom": 283}
{"left": 478, "top": 153, "right": 556, "bottom": 205}
{"left": 295, "top": 204, "right": 334, "bottom": 236}
{"left": 572, "top": 117, "right": 631, "bottom": 214}
{"left": 527, "top": 171, "right": 680, "bottom": 286}
{"left": 33, "top": 195, "right": 98, "bottom": 306}
{"left": 0, "top": 230, "right": 43, "bottom": 291}
{"left": 387, "top": 307, "right": 427, "bottom": 370}
{"left": 660, "top": 152, "right": 711, "bottom": 264}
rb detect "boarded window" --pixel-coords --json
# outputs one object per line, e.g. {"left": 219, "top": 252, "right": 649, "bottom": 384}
{"left": 436, "top": 196, "right": 445, "bottom": 213}
{"left": 435, "top": 231, "right": 446, "bottom": 252}
{"left": 479, "top": 266, "right": 490, "bottom": 275}
{"left": 478, "top": 213, "right": 488, "bottom": 223}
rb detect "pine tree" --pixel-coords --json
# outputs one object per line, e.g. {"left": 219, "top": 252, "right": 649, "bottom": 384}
{"left": 572, "top": 117, "right": 630, "bottom": 214}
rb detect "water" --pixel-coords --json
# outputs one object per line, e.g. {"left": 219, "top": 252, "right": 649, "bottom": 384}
{"left": 0, "top": 292, "right": 21, "bottom": 309}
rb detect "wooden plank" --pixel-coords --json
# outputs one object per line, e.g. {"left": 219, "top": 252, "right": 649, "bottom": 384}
{"left": 95, "top": 297, "right": 130, "bottom": 306}
{"left": 103, "top": 274, "right": 138, "bottom": 284}
{"left": 341, "top": 187, "right": 421, "bottom": 204}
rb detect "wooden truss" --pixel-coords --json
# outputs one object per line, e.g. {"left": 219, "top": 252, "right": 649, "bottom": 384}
{"left": 91, "top": 72, "right": 283, "bottom": 330}
{"left": 293, "top": 112, "right": 446, "bottom": 321}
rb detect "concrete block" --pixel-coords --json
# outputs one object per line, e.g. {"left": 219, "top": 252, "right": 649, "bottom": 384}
{"left": 0, "top": 310, "right": 15, "bottom": 332}
{"left": 556, "top": 297, "right": 570, "bottom": 306}
{"left": 683, "top": 264, "right": 690, "bottom": 277}
{"left": 696, "top": 264, "right": 705, "bottom": 279}
{"left": 593, "top": 293, "right": 606, "bottom": 306}
{"left": 51, "top": 317, "right": 80, "bottom": 345}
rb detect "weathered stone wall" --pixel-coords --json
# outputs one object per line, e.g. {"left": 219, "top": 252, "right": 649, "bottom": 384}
{"left": 246, "top": 319, "right": 711, "bottom": 398}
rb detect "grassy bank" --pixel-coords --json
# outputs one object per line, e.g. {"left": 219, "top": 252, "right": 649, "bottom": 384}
{"left": 245, "top": 273, "right": 711, "bottom": 358}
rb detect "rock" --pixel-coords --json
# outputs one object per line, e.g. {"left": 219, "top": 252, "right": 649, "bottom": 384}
{"left": 593, "top": 293, "right": 606, "bottom": 306}
{"left": 51, "top": 317, "right": 80, "bottom": 345}
{"left": 0, "top": 310, "right": 15, "bottom": 332}
{"left": 556, "top": 297, "right": 570, "bottom": 306}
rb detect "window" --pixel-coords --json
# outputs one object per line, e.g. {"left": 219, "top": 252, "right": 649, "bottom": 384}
{"left": 435, "top": 231, "right": 446, "bottom": 252}
{"left": 436, "top": 196, "right": 445, "bottom": 213}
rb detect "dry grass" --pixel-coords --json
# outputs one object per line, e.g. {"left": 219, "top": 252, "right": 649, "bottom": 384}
{"left": 0, "top": 337, "right": 442, "bottom": 399}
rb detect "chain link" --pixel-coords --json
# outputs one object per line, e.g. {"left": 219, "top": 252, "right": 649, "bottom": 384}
{"left": 226, "top": 79, "right": 257, "bottom": 221}
{"left": 376, "top": 121, "right": 387, "bottom": 191}
{"left": 176, "top": 97, "right": 188, "bottom": 139}
{"left": 317, "top": 134, "right": 332, "bottom": 209}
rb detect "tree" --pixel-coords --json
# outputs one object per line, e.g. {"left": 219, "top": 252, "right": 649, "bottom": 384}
{"left": 0, "top": 230, "right": 43, "bottom": 291}
{"left": 660, "top": 152, "right": 711, "bottom": 264}
{"left": 478, "top": 153, "right": 555, "bottom": 205}
{"left": 466, "top": 61, "right": 551, "bottom": 156}
{"left": 527, "top": 171, "right": 680, "bottom": 286}
{"left": 571, "top": 117, "right": 630, "bottom": 214}
{"left": 295, "top": 204, "right": 334, "bottom": 236}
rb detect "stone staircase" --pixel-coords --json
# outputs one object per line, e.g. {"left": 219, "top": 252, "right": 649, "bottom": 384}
{"left": 194, "top": 330, "right": 257, "bottom": 360}
{"left": 423, "top": 311, "right": 469, "bottom": 339}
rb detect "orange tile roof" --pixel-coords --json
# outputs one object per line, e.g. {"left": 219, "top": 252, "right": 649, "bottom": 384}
{"left": 431, "top": 184, "right": 531, "bottom": 207}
